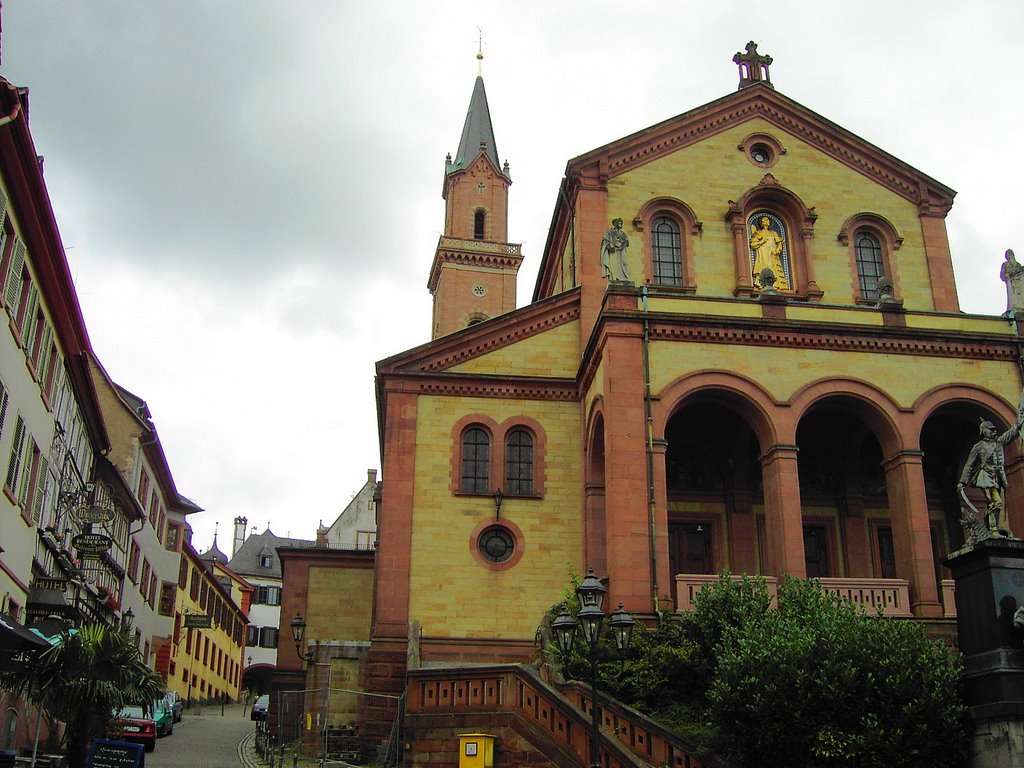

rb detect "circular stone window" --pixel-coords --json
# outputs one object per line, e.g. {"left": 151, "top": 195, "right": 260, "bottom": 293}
{"left": 750, "top": 143, "right": 772, "bottom": 165}
{"left": 472, "top": 283, "right": 487, "bottom": 297}
{"left": 739, "top": 133, "right": 784, "bottom": 168}
{"left": 478, "top": 526, "right": 515, "bottom": 563}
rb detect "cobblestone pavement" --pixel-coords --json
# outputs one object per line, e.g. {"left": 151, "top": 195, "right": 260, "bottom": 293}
{"left": 143, "top": 702, "right": 259, "bottom": 768}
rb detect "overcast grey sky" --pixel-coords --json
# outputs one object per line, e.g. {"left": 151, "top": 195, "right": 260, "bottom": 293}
{"left": 2, "top": 1, "right": 1021, "bottom": 552}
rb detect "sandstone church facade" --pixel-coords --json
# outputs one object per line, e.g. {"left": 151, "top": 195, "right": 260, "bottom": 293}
{"left": 368, "top": 44, "right": 1023, "bottom": 692}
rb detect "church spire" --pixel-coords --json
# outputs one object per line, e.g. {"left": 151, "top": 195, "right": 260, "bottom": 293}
{"left": 429, "top": 48, "right": 522, "bottom": 339}
{"left": 447, "top": 52, "right": 504, "bottom": 179}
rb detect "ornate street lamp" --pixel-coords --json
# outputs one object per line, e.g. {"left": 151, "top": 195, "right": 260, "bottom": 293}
{"left": 289, "top": 611, "right": 317, "bottom": 666}
{"left": 551, "top": 568, "right": 635, "bottom": 768}
{"left": 120, "top": 607, "right": 134, "bottom": 632}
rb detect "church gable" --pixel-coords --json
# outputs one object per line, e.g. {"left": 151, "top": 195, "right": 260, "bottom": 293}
{"left": 537, "top": 60, "right": 958, "bottom": 312}
{"left": 378, "top": 289, "right": 580, "bottom": 376}
{"left": 446, "top": 317, "right": 580, "bottom": 378}
{"left": 570, "top": 83, "right": 954, "bottom": 212}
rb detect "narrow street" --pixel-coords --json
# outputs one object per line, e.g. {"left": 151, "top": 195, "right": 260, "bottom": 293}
{"left": 143, "top": 702, "right": 257, "bottom": 768}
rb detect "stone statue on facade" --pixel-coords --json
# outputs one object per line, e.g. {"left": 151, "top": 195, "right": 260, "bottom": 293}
{"left": 1001, "top": 249, "right": 1024, "bottom": 314}
{"left": 600, "top": 218, "right": 630, "bottom": 282}
{"left": 959, "top": 408, "right": 1024, "bottom": 540}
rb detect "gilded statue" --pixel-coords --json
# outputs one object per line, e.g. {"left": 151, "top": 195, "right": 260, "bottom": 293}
{"left": 749, "top": 216, "right": 790, "bottom": 291}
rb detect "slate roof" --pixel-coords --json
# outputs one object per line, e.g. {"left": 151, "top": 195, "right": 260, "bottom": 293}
{"left": 226, "top": 527, "right": 314, "bottom": 579}
{"left": 448, "top": 75, "right": 503, "bottom": 176}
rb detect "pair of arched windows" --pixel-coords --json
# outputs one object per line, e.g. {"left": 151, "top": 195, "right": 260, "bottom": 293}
{"left": 460, "top": 426, "right": 534, "bottom": 495}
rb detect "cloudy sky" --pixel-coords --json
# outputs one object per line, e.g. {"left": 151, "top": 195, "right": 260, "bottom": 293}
{"left": 1, "top": 1, "right": 1021, "bottom": 553}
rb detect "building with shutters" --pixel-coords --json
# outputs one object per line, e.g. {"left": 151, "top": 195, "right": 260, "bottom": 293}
{"left": 228, "top": 521, "right": 313, "bottom": 694}
{"left": 0, "top": 75, "right": 146, "bottom": 752}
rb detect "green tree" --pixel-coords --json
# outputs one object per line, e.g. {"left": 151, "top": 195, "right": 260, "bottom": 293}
{"left": 0, "top": 622, "right": 165, "bottom": 768}
{"left": 552, "top": 574, "right": 968, "bottom": 768}
{"left": 703, "top": 577, "right": 967, "bottom": 768}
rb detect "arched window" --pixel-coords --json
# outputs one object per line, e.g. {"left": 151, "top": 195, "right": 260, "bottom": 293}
{"left": 460, "top": 427, "right": 490, "bottom": 493}
{"left": 651, "top": 216, "right": 682, "bottom": 286}
{"left": 854, "top": 231, "right": 885, "bottom": 300}
{"left": 747, "top": 210, "right": 791, "bottom": 290}
{"left": 473, "top": 210, "right": 486, "bottom": 240}
{"left": 838, "top": 213, "right": 902, "bottom": 304}
{"left": 637, "top": 198, "right": 700, "bottom": 293}
{"left": 505, "top": 429, "right": 533, "bottom": 495}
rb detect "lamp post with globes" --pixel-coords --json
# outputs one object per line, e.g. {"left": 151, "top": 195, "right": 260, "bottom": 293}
{"left": 551, "top": 568, "right": 635, "bottom": 768}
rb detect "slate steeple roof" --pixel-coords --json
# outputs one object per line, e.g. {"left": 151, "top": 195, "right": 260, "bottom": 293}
{"left": 448, "top": 74, "right": 502, "bottom": 176}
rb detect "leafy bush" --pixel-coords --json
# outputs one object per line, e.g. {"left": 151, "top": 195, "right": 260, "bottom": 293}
{"left": 550, "top": 573, "right": 967, "bottom": 768}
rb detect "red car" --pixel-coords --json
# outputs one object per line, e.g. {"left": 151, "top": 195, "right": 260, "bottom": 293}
{"left": 109, "top": 705, "right": 157, "bottom": 752}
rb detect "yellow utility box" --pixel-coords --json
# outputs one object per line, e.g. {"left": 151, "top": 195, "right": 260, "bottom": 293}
{"left": 458, "top": 733, "right": 494, "bottom": 768}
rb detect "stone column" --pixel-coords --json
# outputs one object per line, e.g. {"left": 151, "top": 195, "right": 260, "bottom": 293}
{"left": 601, "top": 320, "right": 654, "bottom": 610}
{"left": 759, "top": 444, "right": 806, "bottom": 577}
{"left": 882, "top": 449, "right": 942, "bottom": 617}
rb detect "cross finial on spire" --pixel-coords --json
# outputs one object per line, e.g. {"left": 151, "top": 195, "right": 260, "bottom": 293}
{"left": 733, "top": 41, "right": 774, "bottom": 90}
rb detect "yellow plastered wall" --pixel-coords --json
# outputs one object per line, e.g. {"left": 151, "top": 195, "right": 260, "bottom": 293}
{"left": 169, "top": 567, "right": 245, "bottom": 703}
{"left": 307, "top": 565, "right": 373, "bottom": 642}
{"left": 650, "top": 340, "right": 1022, "bottom": 410}
{"left": 607, "top": 118, "right": 937, "bottom": 309}
{"left": 448, "top": 320, "right": 581, "bottom": 377}
{"left": 411, "top": 395, "right": 583, "bottom": 638}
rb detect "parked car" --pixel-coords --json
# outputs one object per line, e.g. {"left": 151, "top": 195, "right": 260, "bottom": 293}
{"left": 251, "top": 694, "right": 269, "bottom": 722}
{"left": 150, "top": 698, "right": 174, "bottom": 737}
{"left": 164, "top": 690, "right": 184, "bottom": 722}
{"left": 109, "top": 705, "right": 157, "bottom": 752}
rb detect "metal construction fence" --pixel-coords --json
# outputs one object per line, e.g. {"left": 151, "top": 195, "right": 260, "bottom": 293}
{"left": 256, "top": 687, "right": 404, "bottom": 767}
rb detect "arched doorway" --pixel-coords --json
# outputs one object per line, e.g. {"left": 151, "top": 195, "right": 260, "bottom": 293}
{"left": 663, "top": 396, "right": 763, "bottom": 603}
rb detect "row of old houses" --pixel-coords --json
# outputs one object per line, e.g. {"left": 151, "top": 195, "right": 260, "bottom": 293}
{"left": 0, "top": 73, "right": 257, "bottom": 752}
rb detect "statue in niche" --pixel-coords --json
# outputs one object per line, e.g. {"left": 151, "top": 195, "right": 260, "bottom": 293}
{"left": 958, "top": 408, "right": 1024, "bottom": 540}
{"left": 1000, "top": 249, "right": 1024, "bottom": 314}
{"left": 600, "top": 218, "right": 630, "bottom": 282}
{"left": 749, "top": 214, "right": 790, "bottom": 291}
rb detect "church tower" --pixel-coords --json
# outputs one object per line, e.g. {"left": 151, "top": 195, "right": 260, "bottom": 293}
{"left": 428, "top": 52, "right": 522, "bottom": 339}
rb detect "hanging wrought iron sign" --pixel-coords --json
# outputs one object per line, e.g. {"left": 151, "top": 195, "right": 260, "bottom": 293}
{"left": 75, "top": 503, "right": 115, "bottom": 524}
{"left": 72, "top": 532, "right": 113, "bottom": 555}
{"left": 184, "top": 613, "right": 212, "bottom": 629}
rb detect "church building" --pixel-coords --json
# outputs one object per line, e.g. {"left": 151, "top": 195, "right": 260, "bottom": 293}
{"left": 367, "top": 43, "right": 1023, "bottom": 695}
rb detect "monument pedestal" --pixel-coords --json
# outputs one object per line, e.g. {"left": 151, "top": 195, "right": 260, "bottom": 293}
{"left": 945, "top": 538, "right": 1024, "bottom": 767}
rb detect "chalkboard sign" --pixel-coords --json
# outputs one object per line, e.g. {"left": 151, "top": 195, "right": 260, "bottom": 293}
{"left": 86, "top": 739, "right": 144, "bottom": 768}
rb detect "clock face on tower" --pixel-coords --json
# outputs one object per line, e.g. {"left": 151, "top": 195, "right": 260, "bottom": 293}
{"left": 472, "top": 283, "right": 487, "bottom": 297}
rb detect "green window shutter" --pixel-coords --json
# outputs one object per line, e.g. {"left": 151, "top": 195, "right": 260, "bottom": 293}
{"left": 21, "top": 286, "right": 39, "bottom": 348}
{"left": 0, "top": 380, "right": 8, "bottom": 442}
{"left": 32, "top": 454, "right": 48, "bottom": 524}
{"left": 37, "top": 325, "right": 53, "bottom": 388}
{"left": 5, "top": 416, "right": 25, "bottom": 492}
{"left": 4, "top": 240, "right": 24, "bottom": 309}
{"left": 17, "top": 438, "right": 36, "bottom": 506}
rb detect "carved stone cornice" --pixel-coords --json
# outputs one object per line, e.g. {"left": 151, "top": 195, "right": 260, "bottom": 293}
{"left": 427, "top": 236, "right": 524, "bottom": 293}
{"left": 376, "top": 371, "right": 577, "bottom": 402}
{"left": 647, "top": 320, "right": 1019, "bottom": 362}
